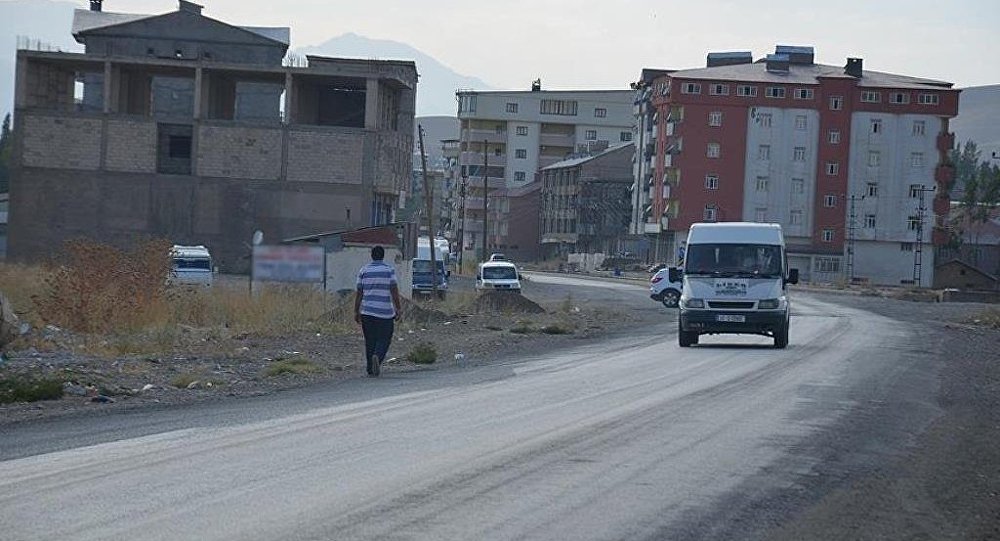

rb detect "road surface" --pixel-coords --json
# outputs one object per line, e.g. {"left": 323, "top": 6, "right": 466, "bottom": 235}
{"left": 0, "top": 275, "right": 942, "bottom": 540}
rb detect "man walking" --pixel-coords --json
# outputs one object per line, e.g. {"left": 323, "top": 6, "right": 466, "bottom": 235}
{"left": 355, "top": 245, "right": 402, "bottom": 377}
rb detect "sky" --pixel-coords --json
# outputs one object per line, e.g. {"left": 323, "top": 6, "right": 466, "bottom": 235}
{"left": 3, "top": 0, "right": 999, "bottom": 91}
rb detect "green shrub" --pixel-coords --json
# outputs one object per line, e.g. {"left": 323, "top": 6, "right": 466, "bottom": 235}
{"left": 509, "top": 322, "right": 534, "bottom": 334}
{"left": 264, "top": 358, "right": 321, "bottom": 377}
{"left": 0, "top": 376, "right": 64, "bottom": 404}
{"left": 407, "top": 342, "right": 437, "bottom": 364}
{"left": 539, "top": 324, "right": 573, "bottom": 335}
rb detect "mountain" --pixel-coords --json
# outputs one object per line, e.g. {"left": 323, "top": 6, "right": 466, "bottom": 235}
{"left": 296, "top": 33, "right": 492, "bottom": 117}
{"left": 952, "top": 84, "right": 1000, "bottom": 159}
{"left": 0, "top": 0, "right": 82, "bottom": 116}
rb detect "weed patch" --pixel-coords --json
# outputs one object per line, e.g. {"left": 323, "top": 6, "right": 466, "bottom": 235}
{"left": 509, "top": 322, "right": 535, "bottom": 334}
{"left": 969, "top": 308, "right": 1000, "bottom": 329}
{"left": 407, "top": 342, "right": 437, "bottom": 364}
{"left": 264, "top": 358, "right": 321, "bottom": 377}
{"left": 539, "top": 323, "right": 573, "bottom": 335}
{"left": 0, "top": 376, "right": 64, "bottom": 404}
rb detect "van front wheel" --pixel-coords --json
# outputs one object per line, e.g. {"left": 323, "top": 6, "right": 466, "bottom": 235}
{"left": 773, "top": 321, "right": 789, "bottom": 349}
{"left": 678, "top": 320, "right": 699, "bottom": 347}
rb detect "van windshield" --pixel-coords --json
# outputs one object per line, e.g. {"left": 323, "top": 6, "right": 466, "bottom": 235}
{"left": 413, "top": 260, "right": 446, "bottom": 273}
{"left": 173, "top": 258, "right": 211, "bottom": 270}
{"left": 685, "top": 244, "right": 781, "bottom": 278}
{"left": 483, "top": 266, "right": 517, "bottom": 280}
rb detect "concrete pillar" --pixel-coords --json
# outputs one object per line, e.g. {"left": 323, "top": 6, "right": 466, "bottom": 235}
{"left": 102, "top": 61, "right": 112, "bottom": 113}
{"left": 14, "top": 54, "right": 27, "bottom": 109}
{"left": 364, "top": 78, "right": 379, "bottom": 130}
{"left": 193, "top": 67, "right": 203, "bottom": 119}
{"left": 283, "top": 71, "right": 293, "bottom": 124}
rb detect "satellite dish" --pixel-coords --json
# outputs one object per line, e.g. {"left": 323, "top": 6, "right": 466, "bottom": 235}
{"left": 252, "top": 230, "right": 264, "bottom": 246}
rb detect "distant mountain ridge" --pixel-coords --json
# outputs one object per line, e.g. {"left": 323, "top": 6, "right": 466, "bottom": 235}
{"left": 295, "top": 33, "right": 493, "bottom": 116}
{"left": 952, "top": 84, "right": 1000, "bottom": 159}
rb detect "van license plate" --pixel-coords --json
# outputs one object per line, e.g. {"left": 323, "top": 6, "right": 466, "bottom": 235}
{"left": 716, "top": 314, "right": 746, "bottom": 323}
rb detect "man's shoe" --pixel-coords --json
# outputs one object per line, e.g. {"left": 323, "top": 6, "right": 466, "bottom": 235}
{"left": 372, "top": 355, "right": 381, "bottom": 377}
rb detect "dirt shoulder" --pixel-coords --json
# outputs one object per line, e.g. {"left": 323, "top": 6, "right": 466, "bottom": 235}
{"left": 767, "top": 294, "right": 1000, "bottom": 540}
{"left": 0, "top": 295, "right": 645, "bottom": 427}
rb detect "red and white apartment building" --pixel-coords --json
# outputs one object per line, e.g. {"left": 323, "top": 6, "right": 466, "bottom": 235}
{"left": 640, "top": 46, "right": 959, "bottom": 286}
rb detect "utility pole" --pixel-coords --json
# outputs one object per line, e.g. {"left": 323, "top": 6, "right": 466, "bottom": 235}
{"left": 847, "top": 194, "right": 858, "bottom": 284}
{"left": 481, "top": 139, "right": 489, "bottom": 262}
{"left": 458, "top": 175, "right": 467, "bottom": 272}
{"left": 913, "top": 184, "right": 936, "bottom": 286}
{"left": 417, "top": 125, "right": 438, "bottom": 297}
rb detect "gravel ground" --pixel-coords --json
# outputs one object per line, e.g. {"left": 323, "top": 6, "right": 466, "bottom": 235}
{"left": 0, "top": 293, "right": 641, "bottom": 427}
{"left": 768, "top": 293, "right": 1000, "bottom": 541}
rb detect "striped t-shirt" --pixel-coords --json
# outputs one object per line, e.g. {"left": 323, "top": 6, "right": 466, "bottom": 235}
{"left": 356, "top": 261, "right": 398, "bottom": 319}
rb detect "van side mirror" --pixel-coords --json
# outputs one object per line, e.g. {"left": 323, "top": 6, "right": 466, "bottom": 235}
{"left": 447, "top": 270, "right": 452, "bottom": 278}
{"left": 476, "top": 274, "right": 482, "bottom": 281}
{"left": 668, "top": 267, "right": 682, "bottom": 283}
{"left": 787, "top": 268, "right": 799, "bottom": 285}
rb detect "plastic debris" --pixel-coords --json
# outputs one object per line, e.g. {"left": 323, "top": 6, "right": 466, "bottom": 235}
{"left": 90, "top": 395, "right": 114, "bottom": 404}
{"left": 141, "top": 384, "right": 155, "bottom": 392}
{"left": 454, "top": 353, "right": 465, "bottom": 361}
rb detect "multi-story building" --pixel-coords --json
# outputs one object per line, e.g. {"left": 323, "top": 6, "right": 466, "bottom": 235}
{"left": 644, "top": 46, "right": 959, "bottom": 286}
{"left": 455, "top": 84, "right": 633, "bottom": 258}
{"left": 9, "top": 0, "right": 415, "bottom": 271}
{"left": 630, "top": 68, "right": 673, "bottom": 263}
{"left": 540, "top": 143, "right": 633, "bottom": 258}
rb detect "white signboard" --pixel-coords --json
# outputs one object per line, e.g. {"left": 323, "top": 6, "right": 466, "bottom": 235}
{"left": 252, "top": 245, "right": 325, "bottom": 283}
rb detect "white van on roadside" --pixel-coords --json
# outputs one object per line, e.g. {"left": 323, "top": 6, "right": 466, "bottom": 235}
{"left": 673, "top": 223, "right": 799, "bottom": 348}
{"left": 170, "top": 245, "right": 214, "bottom": 286}
{"left": 476, "top": 260, "right": 522, "bottom": 293}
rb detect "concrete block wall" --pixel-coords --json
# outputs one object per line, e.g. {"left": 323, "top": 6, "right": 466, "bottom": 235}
{"left": 374, "top": 131, "right": 412, "bottom": 193}
{"left": 286, "top": 130, "right": 364, "bottom": 184}
{"left": 21, "top": 116, "right": 103, "bottom": 170}
{"left": 197, "top": 125, "right": 282, "bottom": 180}
{"left": 105, "top": 119, "right": 157, "bottom": 173}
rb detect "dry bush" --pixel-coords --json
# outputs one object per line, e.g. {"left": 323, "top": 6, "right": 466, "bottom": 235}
{"left": 0, "top": 263, "right": 45, "bottom": 324}
{"left": 33, "top": 238, "right": 173, "bottom": 333}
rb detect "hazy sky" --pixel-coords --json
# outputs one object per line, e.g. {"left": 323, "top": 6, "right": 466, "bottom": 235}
{"left": 9, "top": 0, "right": 1000, "bottom": 89}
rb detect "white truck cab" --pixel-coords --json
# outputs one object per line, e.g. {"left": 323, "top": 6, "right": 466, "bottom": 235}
{"left": 476, "top": 261, "right": 522, "bottom": 292}
{"left": 170, "top": 245, "right": 214, "bottom": 286}
{"left": 673, "top": 223, "right": 799, "bottom": 348}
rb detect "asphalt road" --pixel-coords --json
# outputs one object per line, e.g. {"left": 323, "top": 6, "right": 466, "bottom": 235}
{"left": 0, "top": 274, "right": 943, "bottom": 540}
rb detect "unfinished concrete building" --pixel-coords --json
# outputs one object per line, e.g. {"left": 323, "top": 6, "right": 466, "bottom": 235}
{"left": 9, "top": 0, "right": 415, "bottom": 271}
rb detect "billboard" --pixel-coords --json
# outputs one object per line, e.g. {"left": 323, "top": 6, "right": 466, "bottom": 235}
{"left": 252, "top": 245, "right": 325, "bottom": 283}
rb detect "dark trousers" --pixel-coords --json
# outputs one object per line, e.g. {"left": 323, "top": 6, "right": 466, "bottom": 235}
{"left": 361, "top": 315, "right": 395, "bottom": 363}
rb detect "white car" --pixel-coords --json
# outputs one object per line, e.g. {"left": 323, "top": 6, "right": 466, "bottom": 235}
{"left": 476, "top": 261, "right": 521, "bottom": 292}
{"left": 650, "top": 267, "right": 683, "bottom": 307}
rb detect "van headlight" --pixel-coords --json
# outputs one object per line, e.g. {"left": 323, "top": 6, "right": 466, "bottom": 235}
{"left": 758, "top": 297, "right": 786, "bottom": 310}
{"left": 681, "top": 297, "right": 704, "bottom": 309}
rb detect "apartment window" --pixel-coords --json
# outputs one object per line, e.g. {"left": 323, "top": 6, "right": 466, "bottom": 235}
{"left": 707, "top": 142, "right": 721, "bottom": 158}
{"left": 516, "top": 125, "right": 528, "bottom": 136}
{"left": 908, "top": 215, "right": 920, "bottom": 230}
{"left": 585, "top": 130, "right": 597, "bottom": 141}
{"left": 828, "top": 130, "right": 841, "bottom": 144}
{"left": 616, "top": 131, "right": 631, "bottom": 142}
{"left": 765, "top": 87, "right": 786, "bottom": 98}
{"left": 918, "top": 93, "right": 940, "bottom": 105}
{"left": 514, "top": 171, "right": 527, "bottom": 182}
{"left": 505, "top": 102, "right": 518, "bottom": 113}
{"left": 495, "top": 124, "right": 505, "bottom": 135}
{"left": 704, "top": 205, "right": 718, "bottom": 221}
{"left": 594, "top": 107, "right": 607, "bottom": 118}
{"left": 758, "top": 144, "right": 771, "bottom": 160}
{"left": 754, "top": 208, "right": 768, "bottom": 222}
{"left": 705, "top": 174, "right": 719, "bottom": 190}
{"left": 792, "top": 178, "right": 805, "bottom": 194}
{"left": 909, "top": 184, "right": 924, "bottom": 198}
{"left": 861, "top": 90, "right": 880, "bottom": 103}
{"left": 795, "top": 115, "right": 807, "bottom": 130}
{"left": 865, "top": 214, "right": 877, "bottom": 228}
{"left": 889, "top": 92, "right": 911, "bottom": 105}
{"left": 790, "top": 209, "right": 803, "bottom": 225}
{"left": 912, "top": 120, "right": 926, "bottom": 136}
{"left": 815, "top": 257, "right": 840, "bottom": 272}
{"left": 793, "top": 147, "right": 806, "bottom": 162}
{"left": 822, "top": 229, "right": 835, "bottom": 243}
{"left": 867, "top": 182, "right": 879, "bottom": 197}
{"left": 911, "top": 152, "right": 924, "bottom": 168}
{"left": 824, "top": 194, "right": 837, "bottom": 207}
{"left": 540, "top": 99, "right": 578, "bottom": 116}
{"left": 868, "top": 151, "right": 881, "bottom": 167}
{"left": 708, "top": 111, "right": 723, "bottom": 127}
{"left": 756, "top": 176, "right": 770, "bottom": 192}
{"left": 682, "top": 82, "right": 702, "bottom": 94}
{"left": 709, "top": 83, "right": 729, "bottom": 96}
{"left": 736, "top": 85, "right": 757, "bottom": 97}
{"left": 758, "top": 113, "right": 773, "bottom": 128}
{"left": 459, "top": 94, "right": 477, "bottom": 113}
{"left": 495, "top": 147, "right": 502, "bottom": 156}
{"left": 794, "top": 88, "right": 814, "bottom": 100}
{"left": 900, "top": 242, "right": 914, "bottom": 252}
{"left": 829, "top": 96, "right": 844, "bottom": 110}
{"left": 826, "top": 162, "right": 840, "bottom": 175}
{"left": 515, "top": 148, "right": 527, "bottom": 159}
{"left": 871, "top": 118, "right": 882, "bottom": 134}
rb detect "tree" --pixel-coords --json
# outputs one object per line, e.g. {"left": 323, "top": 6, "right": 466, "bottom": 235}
{"left": 950, "top": 140, "right": 980, "bottom": 199}
{"left": 0, "top": 113, "right": 11, "bottom": 194}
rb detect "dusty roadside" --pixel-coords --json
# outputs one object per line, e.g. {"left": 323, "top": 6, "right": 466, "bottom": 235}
{"left": 0, "top": 293, "right": 648, "bottom": 426}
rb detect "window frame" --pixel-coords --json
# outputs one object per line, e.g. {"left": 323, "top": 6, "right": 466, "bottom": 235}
{"left": 765, "top": 87, "right": 786, "bottom": 99}
{"left": 707, "top": 142, "right": 721, "bottom": 159}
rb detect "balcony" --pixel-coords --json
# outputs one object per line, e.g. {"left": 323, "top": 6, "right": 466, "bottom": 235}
{"left": 540, "top": 133, "right": 574, "bottom": 147}
{"left": 462, "top": 128, "right": 507, "bottom": 144}
{"left": 935, "top": 163, "right": 955, "bottom": 184}
{"left": 937, "top": 132, "right": 956, "bottom": 152}
{"left": 932, "top": 196, "right": 950, "bottom": 215}
{"left": 461, "top": 151, "right": 507, "bottom": 167}
{"left": 931, "top": 227, "right": 949, "bottom": 246}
